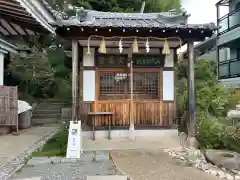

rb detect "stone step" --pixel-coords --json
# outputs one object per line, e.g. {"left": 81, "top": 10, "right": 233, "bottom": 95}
{"left": 27, "top": 151, "right": 110, "bottom": 166}
{"left": 32, "top": 113, "right": 61, "bottom": 119}
{"left": 35, "top": 107, "right": 63, "bottom": 111}
{"left": 35, "top": 104, "right": 65, "bottom": 110}
{"left": 34, "top": 109, "right": 61, "bottom": 115}
{"left": 16, "top": 177, "right": 42, "bottom": 180}
{"left": 87, "top": 176, "right": 127, "bottom": 180}
{"left": 32, "top": 118, "right": 59, "bottom": 125}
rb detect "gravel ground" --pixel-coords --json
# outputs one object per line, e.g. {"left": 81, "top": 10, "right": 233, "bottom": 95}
{"left": 111, "top": 149, "right": 219, "bottom": 180}
{"left": 10, "top": 152, "right": 121, "bottom": 180}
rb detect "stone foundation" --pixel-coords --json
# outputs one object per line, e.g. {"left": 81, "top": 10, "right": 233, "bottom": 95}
{"left": 0, "top": 127, "right": 11, "bottom": 135}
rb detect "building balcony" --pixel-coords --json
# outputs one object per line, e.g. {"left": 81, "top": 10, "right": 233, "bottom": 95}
{"left": 219, "top": 58, "right": 240, "bottom": 79}
{"left": 218, "top": 8, "right": 240, "bottom": 35}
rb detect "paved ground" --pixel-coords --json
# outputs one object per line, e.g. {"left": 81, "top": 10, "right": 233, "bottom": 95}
{"left": 10, "top": 152, "right": 122, "bottom": 180}
{"left": 111, "top": 149, "right": 219, "bottom": 180}
{"left": 1, "top": 129, "right": 219, "bottom": 180}
{"left": 0, "top": 126, "right": 56, "bottom": 166}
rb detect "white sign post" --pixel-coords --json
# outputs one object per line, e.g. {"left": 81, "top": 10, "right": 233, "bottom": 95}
{"left": 66, "top": 120, "right": 82, "bottom": 159}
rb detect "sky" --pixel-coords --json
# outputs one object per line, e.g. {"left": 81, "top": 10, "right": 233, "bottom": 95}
{"left": 181, "top": 0, "right": 219, "bottom": 24}
{"left": 179, "top": 0, "right": 228, "bottom": 52}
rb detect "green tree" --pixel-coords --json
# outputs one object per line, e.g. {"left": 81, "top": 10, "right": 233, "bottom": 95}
{"left": 176, "top": 59, "right": 229, "bottom": 134}
{"left": 46, "top": 0, "right": 181, "bottom": 12}
{"left": 8, "top": 46, "right": 55, "bottom": 102}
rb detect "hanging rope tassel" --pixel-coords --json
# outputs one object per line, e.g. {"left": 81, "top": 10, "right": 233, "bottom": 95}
{"left": 87, "top": 37, "right": 91, "bottom": 55}
{"left": 132, "top": 37, "right": 139, "bottom": 53}
{"left": 162, "top": 38, "right": 170, "bottom": 55}
{"left": 98, "top": 38, "right": 107, "bottom": 53}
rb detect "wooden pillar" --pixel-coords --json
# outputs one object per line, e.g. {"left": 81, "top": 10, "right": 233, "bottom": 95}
{"left": 187, "top": 41, "right": 196, "bottom": 138}
{"left": 128, "top": 52, "right": 135, "bottom": 140}
{"left": 72, "top": 40, "right": 78, "bottom": 121}
{"left": 79, "top": 62, "right": 83, "bottom": 121}
{"left": 0, "top": 52, "right": 4, "bottom": 85}
{"left": 78, "top": 47, "right": 83, "bottom": 121}
{"left": 216, "top": 3, "right": 220, "bottom": 34}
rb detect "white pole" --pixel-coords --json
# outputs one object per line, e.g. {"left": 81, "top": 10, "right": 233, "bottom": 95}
{"left": 140, "top": 1, "right": 145, "bottom": 13}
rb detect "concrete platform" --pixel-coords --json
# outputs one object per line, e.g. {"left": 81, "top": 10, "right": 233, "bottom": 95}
{"left": 82, "top": 129, "right": 178, "bottom": 139}
{"left": 83, "top": 135, "right": 180, "bottom": 151}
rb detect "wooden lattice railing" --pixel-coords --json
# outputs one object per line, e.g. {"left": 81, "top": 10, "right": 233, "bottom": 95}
{"left": 87, "top": 100, "right": 175, "bottom": 128}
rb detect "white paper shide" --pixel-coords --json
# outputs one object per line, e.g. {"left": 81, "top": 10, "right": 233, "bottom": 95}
{"left": 66, "top": 121, "right": 82, "bottom": 159}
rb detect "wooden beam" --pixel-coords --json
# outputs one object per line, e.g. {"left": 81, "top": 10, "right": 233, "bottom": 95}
{"left": 72, "top": 40, "right": 79, "bottom": 121}
{"left": 0, "top": 4, "right": 28, "bottom": 15}
{"left": 187, "top": 41, "right": 196, "bottom": 137}
{"left": 56, "top": 26, "right": 212, "bottom": 41}
{"left": 0, "top": 19, "right": 18, "bottom": 35}
{"left": 0, "top": 0, "right": 21, "bottom": 9}
{"left": 0, "top": 9, "right": 31, "bottom": 19}
{"left": 0, "top": 13, "right": 37, "bottom": 24}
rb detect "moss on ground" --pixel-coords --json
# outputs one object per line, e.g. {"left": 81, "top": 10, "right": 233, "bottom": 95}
{"left": 32, "top": 126, "right": 68, "bottom": 157}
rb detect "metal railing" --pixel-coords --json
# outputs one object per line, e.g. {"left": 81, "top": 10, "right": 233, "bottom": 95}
{"left": 219, "top": 58, "right": 240, "bottom": 79}
{"left": 218, "top": 8, "right": 240, "bottom": 35}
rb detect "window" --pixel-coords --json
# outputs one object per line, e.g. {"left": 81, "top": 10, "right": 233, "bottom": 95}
{"left": 133, "top": 72, "right": 158, "bottom": 99}
{"left": 230, "top": 60, "right": 240, "bottom": 76}
{"left": 99, "top": 72, "right": 128, "bottom": 100}
{"left": 218, "top": 3, "right": 240, "bottom": 35}
{"left": 99, "top": 71, "right": 159, "bottom": 100}
{"left": 219, "top": 48, "right": 230, "bottom": 62}
{"left": 218, "top": 47, "right": 240, "bottom": 79}
{"left": 219, "top": 62, "right": 229, "bottom": 79}
{"left": 236, "top": 2, "right": 240, "bottom": 10}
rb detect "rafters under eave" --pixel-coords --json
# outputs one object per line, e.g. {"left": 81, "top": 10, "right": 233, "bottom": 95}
{"left": 0, "top": 0, "right": 56, "bottom": 36}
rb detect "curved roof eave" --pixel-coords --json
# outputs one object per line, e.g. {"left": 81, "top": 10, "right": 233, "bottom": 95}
{"left": 15, "top": 0, "right": 56, "bottom": 34}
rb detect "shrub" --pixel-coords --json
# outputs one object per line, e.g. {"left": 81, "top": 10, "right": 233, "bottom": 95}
{"left": 227, "top": 88, "right": 240, "bottom": 110}
{"left": 196, "top": 113, "right": 226, "bottom": 149}
{"left": 222, "top": 124, "right": 240, "bottom": 153}
{"left": 196, "top": 114, "right": 240, "bottom": 152}
{"left": 176, "top": 59, "right": 240, "bottom": 151}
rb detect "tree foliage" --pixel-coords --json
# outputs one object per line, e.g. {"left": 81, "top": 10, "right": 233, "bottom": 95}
{"left": 176, "top": 59, "right": 230, "bottom": 134}
{"left": 8, "top": 46, "right": 55, "bottom": 102}
{"left": 46, "top": 0, "right": 181, "bottom": 12}
{"left": 176, "top": 58, "right": 240, "bottom": 151}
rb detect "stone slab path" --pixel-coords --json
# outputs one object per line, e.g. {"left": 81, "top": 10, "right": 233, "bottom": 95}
{"left": 111, "top": 149, "right": 219, "bottom": 180}
{"left": 10, "top": 152, "right": 123, "bottom": 180}
{"left": 0, "top": 126, "right": 56, "bottom": 166}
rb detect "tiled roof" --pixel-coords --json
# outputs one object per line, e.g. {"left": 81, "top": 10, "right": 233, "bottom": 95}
{"left": 52, "top": 8, "right": 216, "bottom": 30}
{"left": 40, "top": 0, "right": 68, "bottom": 20}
